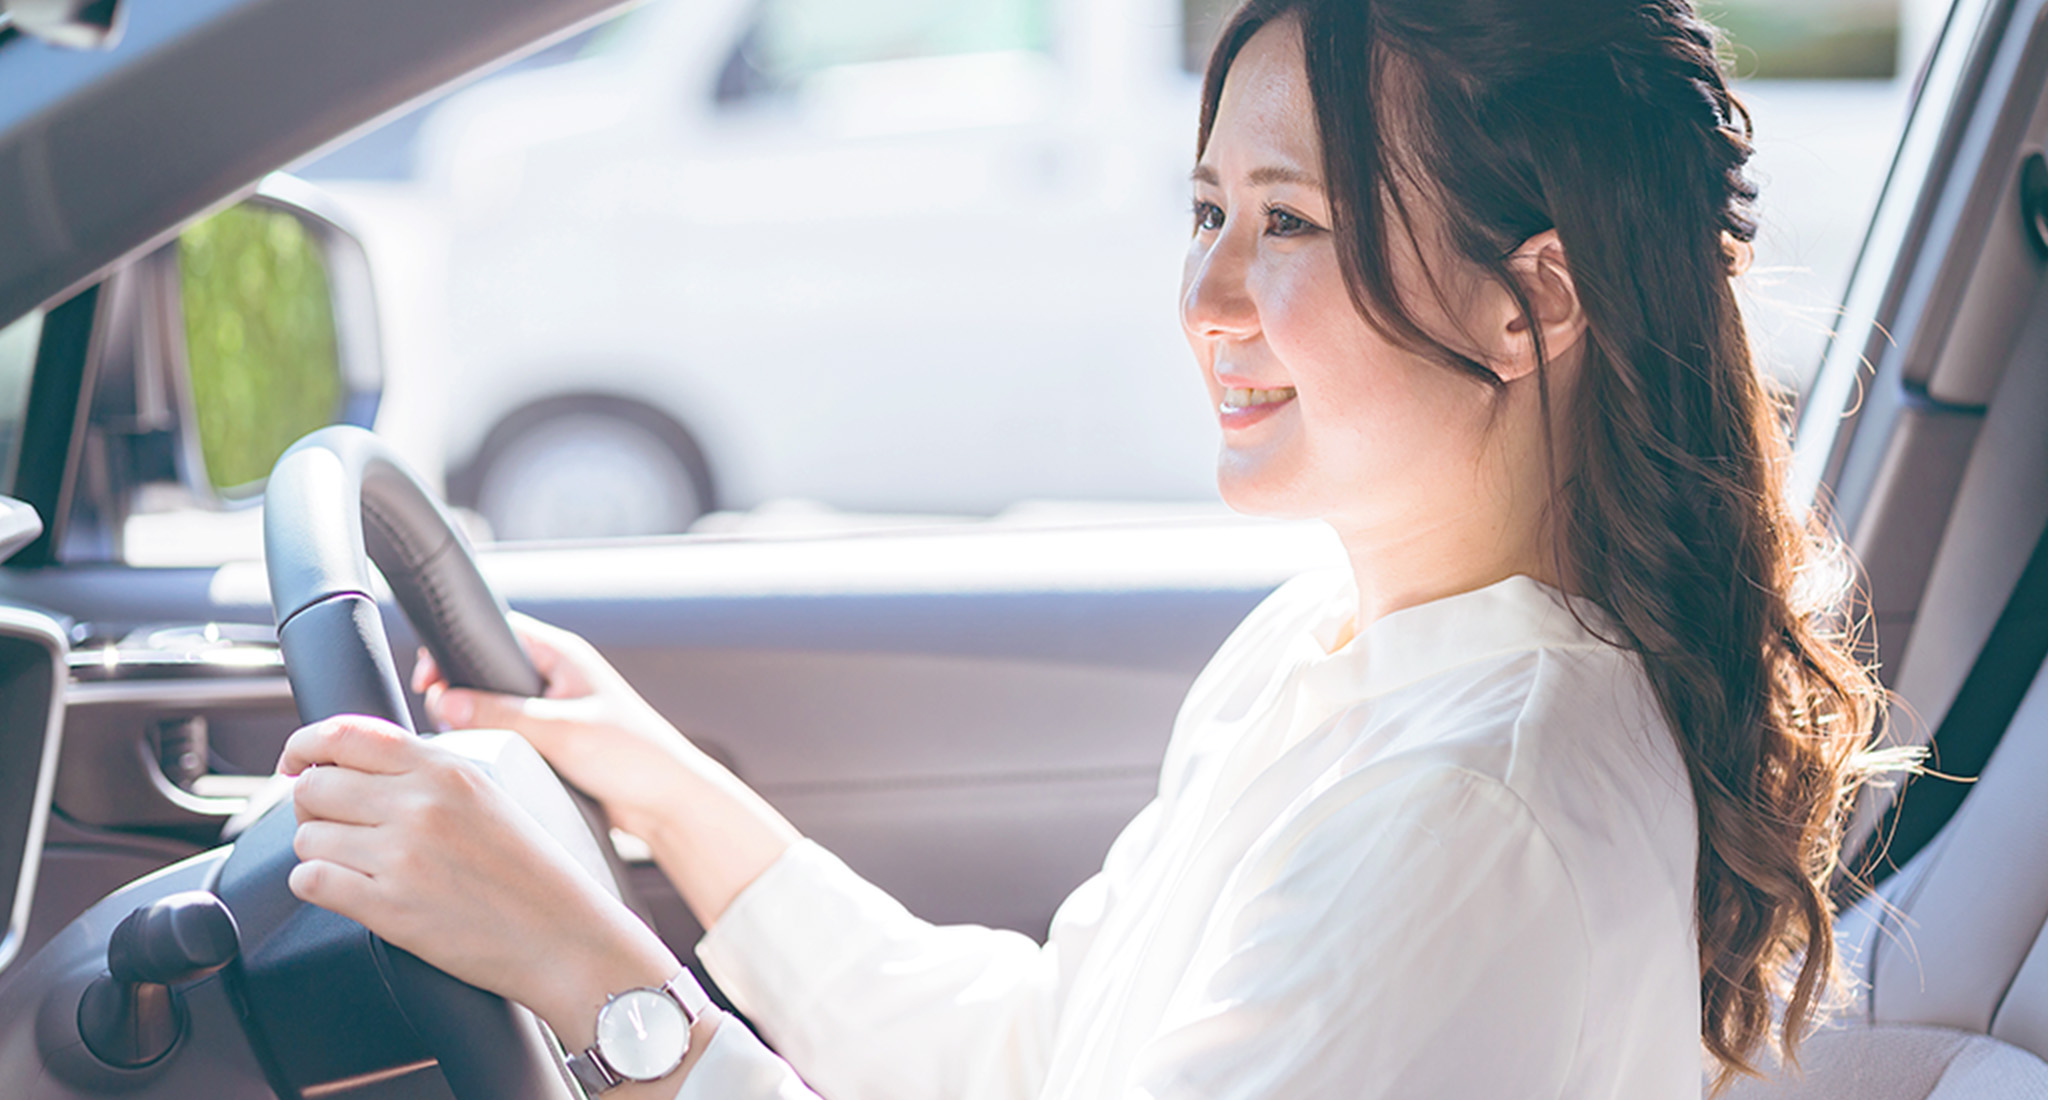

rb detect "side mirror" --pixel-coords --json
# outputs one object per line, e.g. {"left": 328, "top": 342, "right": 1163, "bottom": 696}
{"left": 54, "top": 173, "right": 382, "bottom": 562}
{"left": 159, "top": 175, "right": 382, "bottom": 504}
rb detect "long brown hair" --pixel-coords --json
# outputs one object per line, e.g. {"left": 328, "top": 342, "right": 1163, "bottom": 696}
{"left": 1198, "top": 0, "right": 1890, "bottom": 1087}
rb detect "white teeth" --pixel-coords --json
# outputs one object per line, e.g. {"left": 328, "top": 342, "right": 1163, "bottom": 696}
{"left": 1221, "top": 387, "right": 1297, "bottom": 411}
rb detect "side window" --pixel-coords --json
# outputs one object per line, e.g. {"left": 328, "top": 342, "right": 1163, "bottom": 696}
{"left": 0, "top": 311, "right": 43, "bottom": 490}
{"left": 243, "top": 0, "right": 1922, "bottom": 550}
{"left": 717, "top": 0, "right": 1054, "bottom": 104}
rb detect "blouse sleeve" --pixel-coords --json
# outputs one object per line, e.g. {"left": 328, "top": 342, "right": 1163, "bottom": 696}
{"left": 694, "top": 799, "right": 1159, "bottom": 1100}
{"left": 672, "top": 1016, "right": 824, "bottom": 1100}
{"left": 694, "top": 840, "right": 1051, "bottom": 1100}
{"left": 1130, "top": 764, "right": 1591, "bottom": 1100}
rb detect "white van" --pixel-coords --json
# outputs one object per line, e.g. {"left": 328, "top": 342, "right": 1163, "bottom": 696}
{"left": 406, "top": 0, "right": 1223, "bottom": 539}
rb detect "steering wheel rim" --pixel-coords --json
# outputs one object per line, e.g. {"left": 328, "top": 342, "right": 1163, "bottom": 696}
{"left": 265, "top": 425, "right": 545, "bottom": 719}
{"left": 215, "top": 425, "right": 619, "bottom": 1100}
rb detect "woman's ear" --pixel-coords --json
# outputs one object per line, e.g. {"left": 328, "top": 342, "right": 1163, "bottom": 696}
{"left": 1494, "top": 229, "right": 1586, "bottom": 383}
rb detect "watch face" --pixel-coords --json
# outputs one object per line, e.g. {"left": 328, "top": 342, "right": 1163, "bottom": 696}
{"left": 595, "top": 987, "right": 689, "bottom": 1081}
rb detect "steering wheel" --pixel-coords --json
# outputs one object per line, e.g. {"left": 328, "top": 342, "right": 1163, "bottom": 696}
{"left": 212, "top": 426, "right": 634, "bottom": 1099}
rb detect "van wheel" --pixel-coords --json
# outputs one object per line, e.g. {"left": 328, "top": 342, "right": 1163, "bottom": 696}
{"left": 468, "top": 407, "right": 712, "bottom": 541}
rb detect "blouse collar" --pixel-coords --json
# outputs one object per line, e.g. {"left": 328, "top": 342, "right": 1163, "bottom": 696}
{"left": 1297, "top": 572, "right": 1617, "bottom": 707}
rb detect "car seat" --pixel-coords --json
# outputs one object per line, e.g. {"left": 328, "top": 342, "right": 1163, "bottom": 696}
{"left": 1722, "top": 657, "right": 2048, "bottom": 1097}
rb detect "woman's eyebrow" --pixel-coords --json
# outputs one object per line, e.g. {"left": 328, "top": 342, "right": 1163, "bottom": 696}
{"left": 1189, "top": 164, "right": 1322, "bottom": 188}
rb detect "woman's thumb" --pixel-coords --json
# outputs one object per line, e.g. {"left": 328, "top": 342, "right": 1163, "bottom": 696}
{"left": 432, "top": 684, "right": 580, "bottom": 749}
{"left": 432, "top": 685, "right": 527, "bottom": 732}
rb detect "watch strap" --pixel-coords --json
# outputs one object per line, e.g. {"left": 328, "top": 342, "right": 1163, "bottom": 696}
{"left": 664, "top": 969, "right": 713, "bottom": 1022}
{"left": 568, "top": 1045, "right": 621, "bottom": 1094}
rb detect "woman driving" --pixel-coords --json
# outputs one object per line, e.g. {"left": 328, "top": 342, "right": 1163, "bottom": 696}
{"left": 275, "top": 0, "right": 1889, "bottom": 1096}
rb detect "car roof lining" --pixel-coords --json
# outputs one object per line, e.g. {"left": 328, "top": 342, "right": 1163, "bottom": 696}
{"left": 0, "top": 0, "right": 635, "bottom": 330}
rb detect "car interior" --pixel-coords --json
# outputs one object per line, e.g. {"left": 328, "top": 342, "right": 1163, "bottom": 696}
{"left": 1715, "top": 0, "right": 2048, "bottom": 1090}
{"left": 0, "top": 0, "right": 2045, "bottom": 1097}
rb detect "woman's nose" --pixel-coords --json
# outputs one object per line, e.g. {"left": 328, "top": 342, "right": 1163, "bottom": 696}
{"left": 1181, "top": 233, "right": 1258, "bottom": 342}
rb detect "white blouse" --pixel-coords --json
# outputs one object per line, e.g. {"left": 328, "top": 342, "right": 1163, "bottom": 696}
{"left": 674, "top": 571, "right": 1704, "bottom": 1100}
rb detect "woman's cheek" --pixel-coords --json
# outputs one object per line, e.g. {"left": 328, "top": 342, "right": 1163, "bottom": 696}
{"left": 1257, "top": 248, "right": 1357, "bottom": 360}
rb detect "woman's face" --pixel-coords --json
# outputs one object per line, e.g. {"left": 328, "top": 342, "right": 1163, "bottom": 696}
{"left": 1182, "top": 19, "right": 1512, "bottom": 542}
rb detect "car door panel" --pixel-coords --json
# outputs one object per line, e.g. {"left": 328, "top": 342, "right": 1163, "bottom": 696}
{"left": 484, "top": 524, "right": 1337, "bottom": 943}
{"left": 9, "top": 519, "right": 1341, "bottom": 957}
{"left": 605, "top": 646, "right": 1185, "bottom": 942}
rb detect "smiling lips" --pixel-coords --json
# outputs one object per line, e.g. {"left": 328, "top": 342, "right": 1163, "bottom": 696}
{"left": 1219, "top": 386, "right": 1297, "bottom": 429}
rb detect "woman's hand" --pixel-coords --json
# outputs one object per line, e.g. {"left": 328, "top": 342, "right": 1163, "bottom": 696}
{"left": 280, "top": 715, "right": 692, "bottom": 1055}
{"left": 412, "top": 615, "right": 801, "bottom": 927}
{"left": 412, "top": 614, "right": 690, "bottom": 841}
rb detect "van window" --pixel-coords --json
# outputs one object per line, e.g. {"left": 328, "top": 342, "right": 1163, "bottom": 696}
{"left": 1182, "top": 0, "right": 1234, "bottom": 72}
{"left": 719, "top": 0, "right": 1053, "bottom": 102}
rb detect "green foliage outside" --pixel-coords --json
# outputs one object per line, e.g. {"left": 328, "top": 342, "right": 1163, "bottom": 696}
{"left": 1179, "top": 0, "right": 1901, "bottom": 79}
{"left": 179, "top": 204, "right": 343, "bottom": 496}
{"left": 1707, "top": 0, "right": 1901, "bottom": 80}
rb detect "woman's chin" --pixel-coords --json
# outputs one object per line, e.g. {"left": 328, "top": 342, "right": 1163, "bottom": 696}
{"left": 1215, "top": 458, "right": 1315, "bottom": 520}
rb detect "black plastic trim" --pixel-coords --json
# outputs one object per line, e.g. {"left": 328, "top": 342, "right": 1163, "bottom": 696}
{"left": 8, "top": 284, "right": 100, "bottom": 566}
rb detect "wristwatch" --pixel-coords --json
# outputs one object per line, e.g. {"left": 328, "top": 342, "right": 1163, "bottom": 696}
{"left": 565, "top": 970, "right": 713, "bottom": 1093}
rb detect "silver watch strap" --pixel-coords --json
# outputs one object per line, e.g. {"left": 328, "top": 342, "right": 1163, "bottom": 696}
{"left": 565, "top": 970, "right": 711, "bottom": 1095}
{"left": 664, "top": 969, "right": 713, "bottom": 1022}
{"left": 567, "top": 1045, "right": 621, "bottom": 1094}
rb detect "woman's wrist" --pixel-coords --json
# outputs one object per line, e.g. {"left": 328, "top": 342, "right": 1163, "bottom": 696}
{"left": 644, "top": 759, "right": 800, "bottom": 928}
{"left": 527, "top": 907, "right": 684, "bottom": 1053}
{"left": 598, "top": 733, "right": 696, "bottom": 841}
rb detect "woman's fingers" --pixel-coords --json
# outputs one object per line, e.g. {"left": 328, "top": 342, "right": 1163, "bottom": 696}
{"left": 506, "top": 610, "right": 576, "bottom": 652}
{"left": 414, "top": 616, "right": 599, "bottom": 726}
{"left": 411, "top": 647, "right": 440, "bottom": 695}
{"left": 413, "top": 630, "right": 568, "bottom": 697}
{"left": 279, "top": 716, "right": 417, "bottom": 777}
{"left": 282, "top": 730, "right": 682, "bottom": 1024}
{"left": 286, "top": 857, "right": 378, "bottom": 917}
{"left": 429, "top": 684, "right": 594, "bottom": 760}
{"left": 423, "top": 682, "right": 467, "bottom": 728}
{"left": 426, "top": 682, "right": 531, "bottom": 732}
{"left": 413, "top": 616, "right": 577, "bottom": 698}
{"left": 292, "top": 765, "right": 398, "bottom": 826}
{"left": 507, "top": 616, "right": 569, "bottom": 678}
{"left": 291, "top": 819, "right": 387, "bottom": 875}
{"left": 422, "top": 679, "right": 525, "bottom": 728}
{"left": 506, "top": 612, "right": 603, "bottom": 699}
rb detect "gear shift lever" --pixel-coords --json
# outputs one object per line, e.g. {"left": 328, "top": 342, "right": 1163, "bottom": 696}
{"left": 77, "top": 890, "right": 239, "bottom": 1068}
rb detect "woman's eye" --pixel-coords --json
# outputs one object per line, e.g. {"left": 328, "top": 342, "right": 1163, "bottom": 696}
{"left": 1264, "top": 206, "right": 1316, "bottom": 237}
{"left": 1192, "top": 201, "right": 1225, "bottom": 233}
